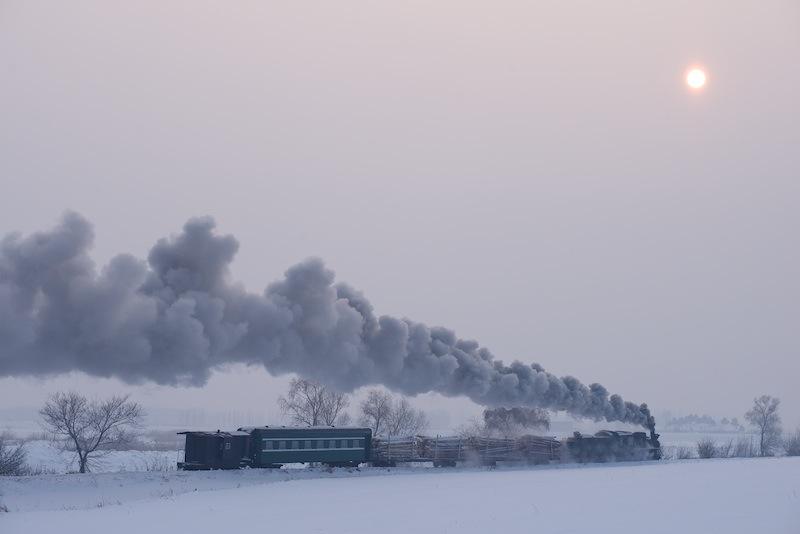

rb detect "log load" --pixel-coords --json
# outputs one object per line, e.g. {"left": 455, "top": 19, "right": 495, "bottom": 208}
{"left": 371, "top": 434, "right": 560, "bottom": 465}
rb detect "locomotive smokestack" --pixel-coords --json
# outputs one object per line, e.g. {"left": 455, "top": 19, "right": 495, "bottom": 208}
{"left": 0, "top": 213, "right": 655, "bottom": 429}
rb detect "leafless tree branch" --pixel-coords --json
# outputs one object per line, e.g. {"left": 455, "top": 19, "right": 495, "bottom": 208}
{"left": 745, "top": 395, "right": 782, "bottom": 457}
{"left": 278, "top": 378, "right": 350, "bottom": 426}
{"left": 39, "top": 392, "right": 143, "bottom": 473}
{"left": 359, "top": 389, "right": 428, "bottom": 437}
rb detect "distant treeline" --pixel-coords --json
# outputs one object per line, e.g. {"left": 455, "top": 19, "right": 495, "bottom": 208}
{"left": 664, "top": 414, "right": 745, "bottom": 432}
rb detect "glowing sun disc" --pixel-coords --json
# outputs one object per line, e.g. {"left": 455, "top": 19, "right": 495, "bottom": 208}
{"left": 687, "top": 68, "right": 707, "bottom": 89}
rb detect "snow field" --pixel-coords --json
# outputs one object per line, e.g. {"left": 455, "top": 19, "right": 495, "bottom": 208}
{"left": 18, "top": 440, "right": 180, "bottom": 474}
{"left": 1, "top": 457, "right": 798, "bottom": 534}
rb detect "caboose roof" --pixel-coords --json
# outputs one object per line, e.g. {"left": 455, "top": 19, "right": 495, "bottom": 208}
{"left": 177, "top": 430, "right": 251, "bottom": 437}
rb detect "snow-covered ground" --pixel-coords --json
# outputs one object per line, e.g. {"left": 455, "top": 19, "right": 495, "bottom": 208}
{"left": 2, "top": 458, "right": 798, "bottom": 533}
{"left": 16, "top": 440, "right": 180, "bottom": 474}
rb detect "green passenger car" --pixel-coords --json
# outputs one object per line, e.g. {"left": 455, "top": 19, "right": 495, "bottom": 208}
{"left": 244, "top": 426, "right": 373, "bottom": 467}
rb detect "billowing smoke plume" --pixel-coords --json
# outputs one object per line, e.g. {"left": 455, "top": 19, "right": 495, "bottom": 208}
{"left": 484, "top": 407, "right": 551, "bottom": 432}
{"left": 0, "top": 213, "right": 655, "bottom": 429}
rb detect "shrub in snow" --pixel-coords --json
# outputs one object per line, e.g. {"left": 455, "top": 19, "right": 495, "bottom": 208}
{"left": 715, "top": 440, "right": 734, "bottom": 458}
{"left": 731, "top": 437, "right": 756, "bottom": 458}
{"left": 143, "top": 456, "right": 175, "bottom": 472}
{"left": 784, "top": 430, "right": 800, "bottom": 457}
{"left": 696, "top": 439, "right": 718, "bottom": 459}
{"left": 0, "top": 435, "right": 28, "bottom": 476}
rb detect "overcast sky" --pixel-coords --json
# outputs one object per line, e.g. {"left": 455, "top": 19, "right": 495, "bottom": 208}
{"left": 1, "top": 1, "right": 798, "bottom": 430}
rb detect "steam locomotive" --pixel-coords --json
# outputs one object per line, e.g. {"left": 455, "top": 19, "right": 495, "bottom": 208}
{"left": 177, "top": 425, "right": 661, "bottom": 470}
{"left": 565, "top": 428, "right": 662, "bottom": 462}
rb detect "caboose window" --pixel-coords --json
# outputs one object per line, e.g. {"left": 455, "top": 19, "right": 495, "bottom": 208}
{"left": 298, "top": 440, "right": 305, "bottom": 449}
{"left": 273, "top": 440, "right": 280, "bottom": 449}
{"left": 347, "top": 439, "right": 353, "bottom": 448}
{"left": 285, "top": 440, "right": 292, "bottom": 449}
{"left": 334, "top": 439, "right": 341, "bottom": 448}
{"left": 323, "top": 440, "right": 329, "bottom": 448}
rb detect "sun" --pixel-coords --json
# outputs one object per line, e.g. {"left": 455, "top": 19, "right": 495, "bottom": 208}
{"left": 686, "top": 68, "right": 707, "bottom": 90}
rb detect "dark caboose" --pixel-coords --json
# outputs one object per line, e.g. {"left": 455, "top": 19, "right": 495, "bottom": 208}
{"left": 177, "top": 430, "right": 252, "bottom": 470}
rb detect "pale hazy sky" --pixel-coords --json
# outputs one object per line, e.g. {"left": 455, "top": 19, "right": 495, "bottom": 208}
{"left": 1, "top": 1, "right": 798, "bottom": 429}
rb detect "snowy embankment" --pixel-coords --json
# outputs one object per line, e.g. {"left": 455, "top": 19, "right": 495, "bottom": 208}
{"left": 19, "top": 440, "right": 180, "bottom": 474}
{"left": 2, "top": 458, "right": 799, "bottom": 534}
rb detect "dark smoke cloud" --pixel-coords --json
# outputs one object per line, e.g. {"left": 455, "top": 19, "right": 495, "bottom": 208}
{"left": 484, "top": 407, "right": 551, "bottom": 432}
{"left": 0, "top": 213, "right": 654, "bottom": 428}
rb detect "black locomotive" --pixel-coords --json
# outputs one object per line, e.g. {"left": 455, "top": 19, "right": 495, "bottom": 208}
{"left": 565, "top": 429, "right": 662, "bottom": 462}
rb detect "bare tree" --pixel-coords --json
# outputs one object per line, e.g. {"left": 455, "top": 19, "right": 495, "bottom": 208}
{"left": 744, "top": 395, "right": 782, "bottom": 457}
{"left": 278, "top": 378, "right": 350, "bottom": 426}
{"left": 483, "top": 407, "right": 550, "bottom": 438}
{"left": 456, "top": 417, "right": 493, "bottom": 440}
{"left": 456, "top": 407, "right": 550, "bottom": 440}
{"left": 335, "top": 412, "right": 352, "bottom": 426}
{"left": 359, "top": 390, "right": 429, "bottom": 437}
{"left": 40, "top": 392, "right": 143, "bottom": 473}
{"left": 0, "top": 434, "right": 27, "bottom": 476}
{"left": 359, "top": 389, "right": 394, "bottom": 436}
{"left": 385, "top": 397, "right": 429, "bottom": 437}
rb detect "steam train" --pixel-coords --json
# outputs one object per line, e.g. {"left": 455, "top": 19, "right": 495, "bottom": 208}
{"left": 177, "top": 426, "right": 661, "bottom": 470}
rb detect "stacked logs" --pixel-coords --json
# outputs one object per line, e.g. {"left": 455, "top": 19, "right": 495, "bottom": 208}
{"left": 371, "top": 434, "right": 560, "bottom": 465}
